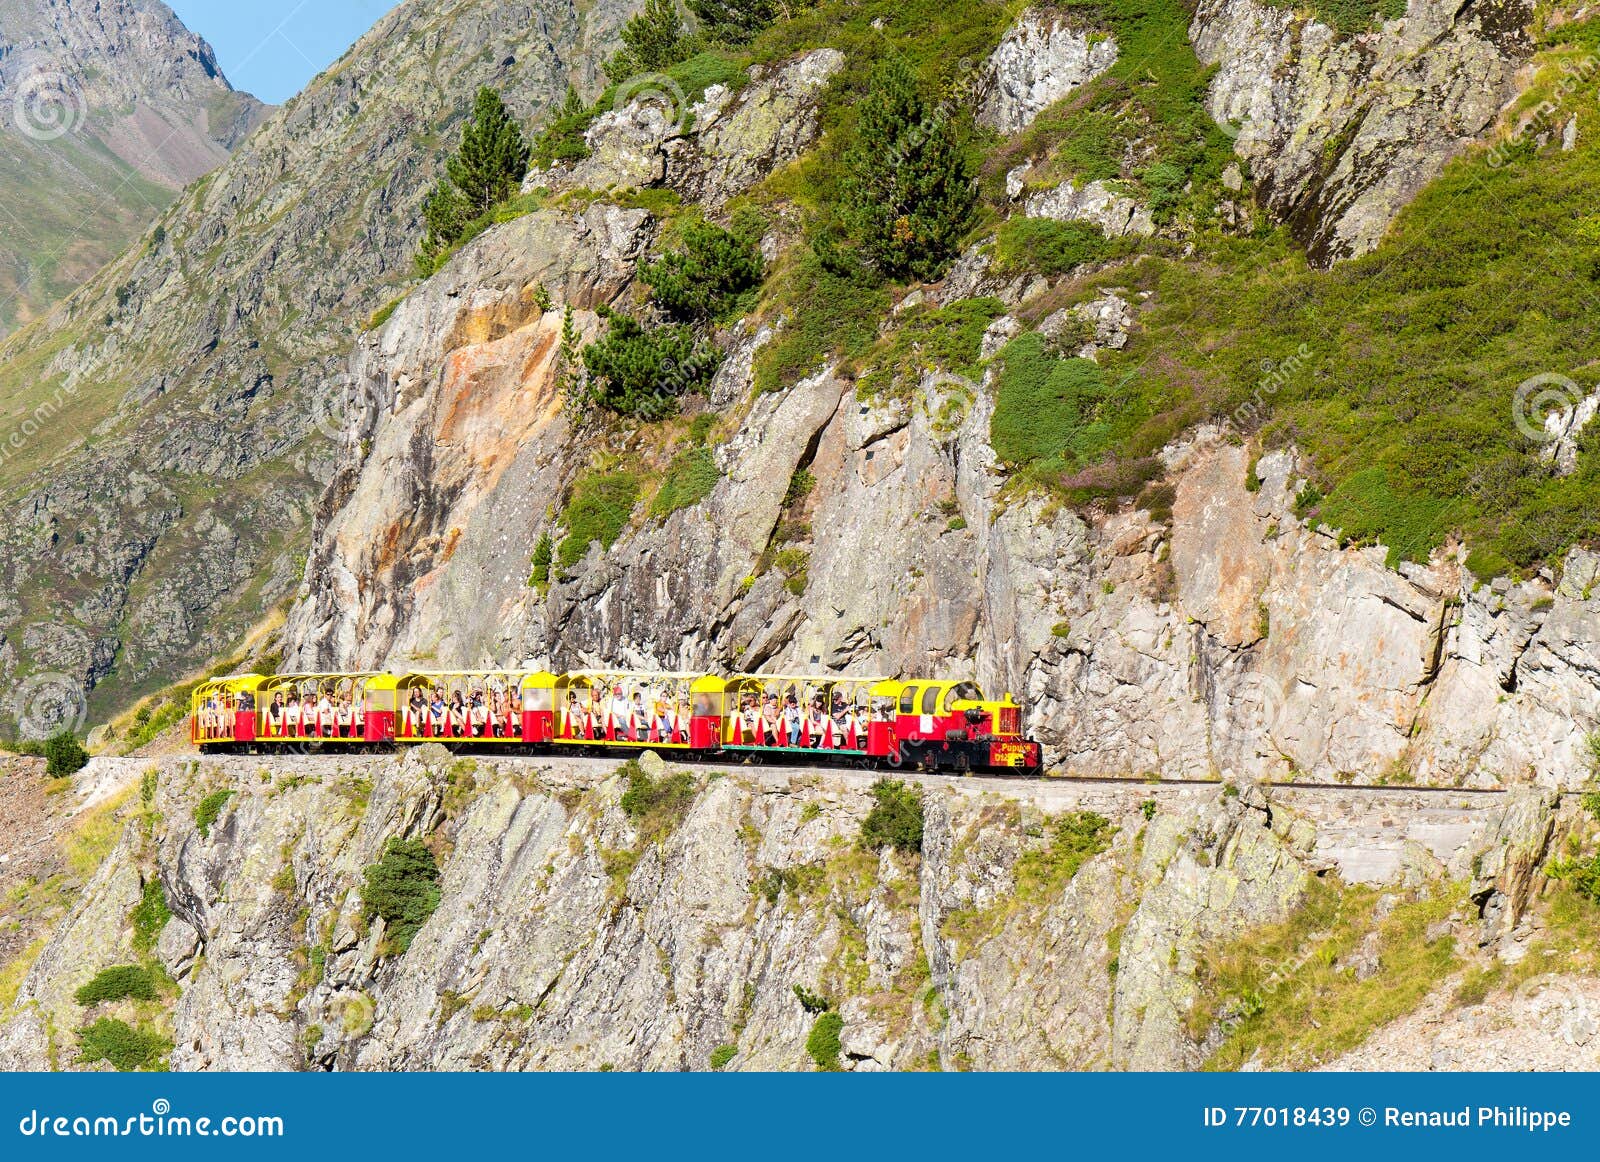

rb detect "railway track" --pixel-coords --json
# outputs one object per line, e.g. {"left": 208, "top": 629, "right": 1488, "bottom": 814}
{"left": 187, "top": 746, "right": 1519, "bottom": 796}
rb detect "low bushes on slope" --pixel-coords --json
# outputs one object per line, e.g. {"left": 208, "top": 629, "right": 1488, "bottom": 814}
{"left": 360, "top": 838, "right": 443, "bottom": 955}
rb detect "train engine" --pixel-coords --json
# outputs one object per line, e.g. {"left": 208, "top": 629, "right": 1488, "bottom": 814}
{"left": 868, "top": 679, "right": 1043, "bottom": 774}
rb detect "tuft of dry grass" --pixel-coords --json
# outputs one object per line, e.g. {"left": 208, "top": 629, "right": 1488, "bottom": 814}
{"left": 1190, "top": 879, "right": 1461, "bottom": 1070}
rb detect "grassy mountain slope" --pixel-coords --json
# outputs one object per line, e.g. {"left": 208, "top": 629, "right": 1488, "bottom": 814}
{"left": 0, "top": 0, "right": 268, "bottom": 334}
{"left": 0, "top": 0, "right": 636, "bottom": 733}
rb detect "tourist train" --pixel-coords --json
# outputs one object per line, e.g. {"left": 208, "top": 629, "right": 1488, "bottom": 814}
{"left": 190, "top": 669, "right": 1044, "bottom": 775}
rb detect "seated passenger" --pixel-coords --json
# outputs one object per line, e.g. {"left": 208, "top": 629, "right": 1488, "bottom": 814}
{"left": 283, "top": 695, "right": 301, "bottom": 738}
{"left": 317, "top": 691, "right": 335, "bottom": 738}
{"left": 808, "top": 698, "right": 827, "bottom": 748}
{"left": 404, "top": 689, "right": 425, "bottom": 736}
{"left": 469, "top": 689, "right": 488, "bottom": 738}
{"left": 608, "top": 685, "right": 630, "bottom": 741}
{"left": 297, "top": 693, "right": 314, "bottom": 738}
{"left": 428, "top": 691, "right": 447, "bottom": 736}
{"left": 267, "top": 694, "right": 285, "bottom": 737}
{"left": 759, "top": 694, "right": 779, "bottom": 746}
{"left": 783, "top": 694, "right": 801, "bottom": 746}
{"left": 448, "top": 691, "right": 466, "bottom": 738}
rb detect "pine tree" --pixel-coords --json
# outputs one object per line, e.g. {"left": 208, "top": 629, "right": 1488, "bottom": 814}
{"left": 421, "top": 180, "right": 468, "bottom": 253}
{"left": 445, "top": 87, "right": 531, "bottom": 217}
{"left": 557, "top": 303, "right": 582, "bottom": 394}
{"left": 840, "top": 59, "right": 975, "bottom": 281}
{"left": 605, "top": 0, "right": 694, "bottom": 82}
{"left": 640, "top": 219, "right": 764, "bottom": 322}
{"left": 687, "top": 0, "right": 782, "bottom": 43}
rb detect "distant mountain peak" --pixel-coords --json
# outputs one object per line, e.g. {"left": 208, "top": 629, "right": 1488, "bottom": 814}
{"left": 0, "top": 0, "right": 270, "bottom": 333}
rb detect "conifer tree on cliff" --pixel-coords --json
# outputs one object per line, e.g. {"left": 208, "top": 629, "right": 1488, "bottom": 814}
{"left": 687, "top": 0, "right": 780, "bottom": 43}
{"left": 840, "top": 58, "right": 975, "bottom": 282}
{"left": 447, "top": 87, "right": 531, "bottom": 217}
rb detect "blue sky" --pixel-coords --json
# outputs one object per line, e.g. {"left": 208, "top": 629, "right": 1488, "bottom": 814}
{"left": 166, "top": 1, "right": 401, "bottom": 104}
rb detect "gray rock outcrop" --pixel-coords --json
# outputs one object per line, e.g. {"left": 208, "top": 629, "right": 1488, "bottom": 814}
{"left": 1192, "top": 0, "right": 1532, "bottom": 264}
{"left": 978, "top": 9, "right": 1119, "bottom": 134}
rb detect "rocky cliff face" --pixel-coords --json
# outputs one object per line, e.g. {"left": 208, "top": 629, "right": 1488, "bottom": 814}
{"left": 0, "top": 0, "right": 267, "bottom": 332}
{"left": 0, "top": 0, "right": 636, "bottom": 733}
{"left": 284, "top": 23, "right": 1597, "bottom": 791}
{"left": 1192, "top": 0, "right": 1532, "bottom": 265}
{"left": 0, "top": 751, "right": 1559, "bottom": 1071}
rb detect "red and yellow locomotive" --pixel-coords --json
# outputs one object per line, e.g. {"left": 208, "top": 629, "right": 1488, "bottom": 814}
{"left": 191, "top": 668, "right": 1043, "bottom": 775}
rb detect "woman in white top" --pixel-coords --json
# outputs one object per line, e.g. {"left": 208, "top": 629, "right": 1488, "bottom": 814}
{"left": 469, "top": 691, "right": 488, "bottom": 738}
{"left": 316, "top": 693, "right": 334, "bottom": 737}
{"left": 608, "top": 688, "right": 631, "bottom": 740}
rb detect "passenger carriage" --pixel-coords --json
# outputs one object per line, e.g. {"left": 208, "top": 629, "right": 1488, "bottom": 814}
{"left": 393, "top": 671, "right": 554, "bottom": 743}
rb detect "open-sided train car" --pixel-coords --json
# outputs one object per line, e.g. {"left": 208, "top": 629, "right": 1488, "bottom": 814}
{"left": 192, "top": 668, "right": 1043, "bottom": 774}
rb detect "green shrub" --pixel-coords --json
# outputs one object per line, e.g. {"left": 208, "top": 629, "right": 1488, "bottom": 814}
{"left": 754, "top": 250, "right": 890, "bottom": 393}
{"left": 193, "top": 790, "right": 235, "bottom": 839}
{"left": 618, "top": 760, "right": 699, "bottom": 844}
{"left": 533, "top": 86, "right": 593, "bottom": 168}
{"left": 793, "top": 983, "right": 830, "bottom": 1013}
{"left": 581, "top": 308, "right": 720, "bottom": 418}
{"left": 556, "top": 471, "right": 641, "bottom": 572}
{"left": 77, "top": 1018, "right": 170, "bottom": 1072}
{"left": 41, "top": 731, "right": 89, "bottom": 778}
{"left": 130, "top": 879, "right": 171, "bottom": 954}
{"left": 1317, "top": 466, "right": 1451, "bottom": 568}
{"left": 605, "top": 0, "right": 697, "bottom": 82}
{"left": 689, "top": 0, "right": 783, "bottom": 43}
{"left": 839, "top": 58, "right": 974, "bottom": 281}
{"left": 122, "top": 701, "right": 184, "bottom": 753}
{"left": 1288, "top": 0, "right": 1406, "bottom": 35}
{"left": 1548, "top": 852, "right": 1600, "bottom": 904}
{"left": 709, "top": 1043, "right": 738, "bottom": 1069}
{"left": 641, "top": 218, "right": 765, "bottom": 322}
{"left": 854, "top": 297, "right": 1005, "bottom": 400}
{"left": 860, "top": 778, "right": 924, "bottom": 853}
{"left": 360, "top": 838, "right": 443, "bottom": 955}
{"left": 991, "top": 334, "right": 1117, "bottom": 469}
{"left": 991, "top": 218, "right": 1113, "bottom": 278}
{"left": 650, "top": 446, "right": 721, "bottom": 518}
{"left": 806, "top": 1011, "right": 844, "bottom": 1071}
{"left": 1016, "top": 812, "right": 1115, "bottom": 897}
{"left": 528, "top": 531, "right": 553, "bottom": 589}
{"left": 75, "top": 965, "right": 162, "bottom": 1007}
